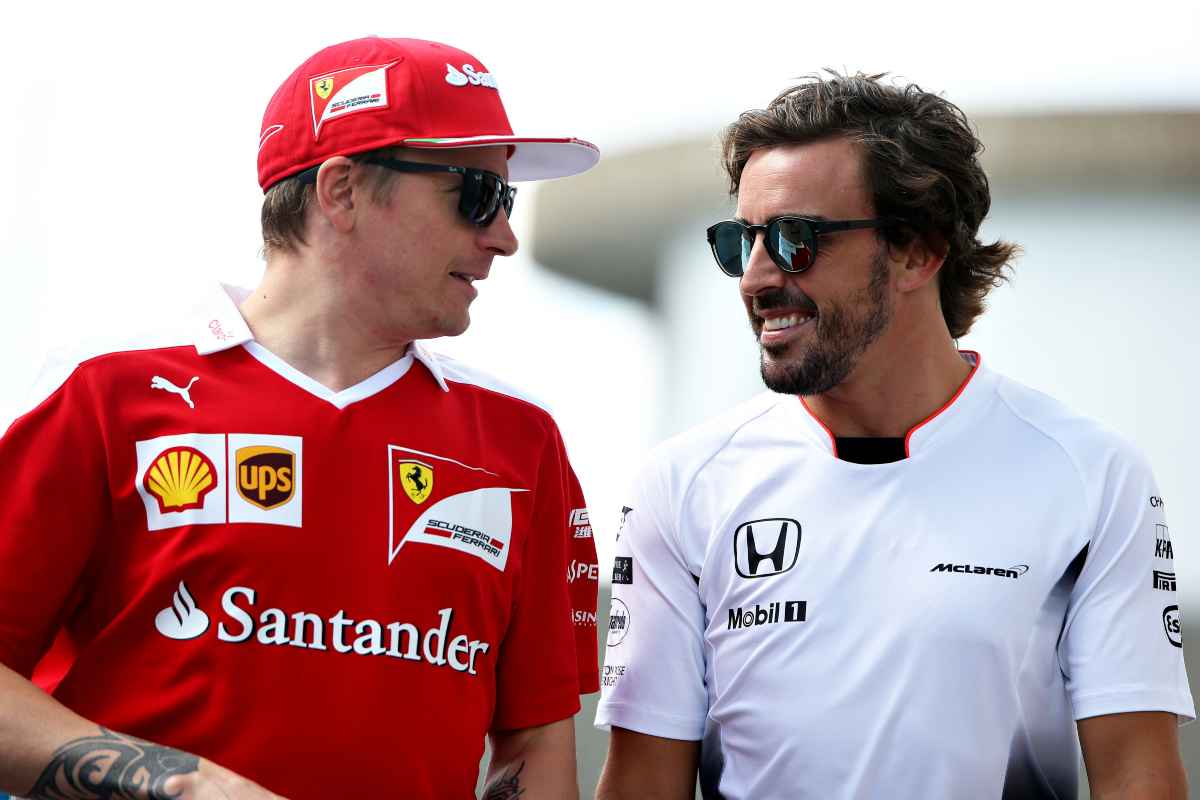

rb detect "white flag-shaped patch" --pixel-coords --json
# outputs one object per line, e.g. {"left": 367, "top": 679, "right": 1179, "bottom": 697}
{"left": 391, "top": 487, "right": 525, "bottom": 571}
{"left": 313, "top": 63, "right": 391, "bottom": 138}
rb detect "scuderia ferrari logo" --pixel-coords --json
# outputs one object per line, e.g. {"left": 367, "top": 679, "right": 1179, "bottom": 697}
{"left": 399, "top": 461, "right": 434, "bottom": 505}
{"left": 388, "top": 446, "right": 525, "bottom": 571}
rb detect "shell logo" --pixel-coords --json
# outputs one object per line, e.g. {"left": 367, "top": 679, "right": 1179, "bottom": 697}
{"left": 143, "top": 446, "right": 218, "bottom": 514}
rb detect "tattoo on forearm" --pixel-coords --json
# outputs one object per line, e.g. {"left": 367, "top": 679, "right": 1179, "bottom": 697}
{"left": 27, "top": 727, "right": 198, "bottom": 800}
{"left": 482, "top": 760, "right": 526, "bottom": 800}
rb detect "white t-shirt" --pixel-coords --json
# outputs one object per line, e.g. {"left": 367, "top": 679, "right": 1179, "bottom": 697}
{"left": 596, "top": 354, "right": 1193, "bottom": 800}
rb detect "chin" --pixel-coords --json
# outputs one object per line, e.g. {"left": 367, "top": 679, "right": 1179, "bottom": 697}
{"left": 437, "top": 313, "right": 472, "bottom": 339}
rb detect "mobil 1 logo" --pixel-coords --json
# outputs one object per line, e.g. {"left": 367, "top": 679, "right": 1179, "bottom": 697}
{"left": 727, "top": 600, "right": 807, "bottom": 631}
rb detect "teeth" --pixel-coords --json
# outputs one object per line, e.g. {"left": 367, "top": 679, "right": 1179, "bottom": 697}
{"left": 762, "top": 313, "right": 813, "bottom": 331}
{"left": 451, "top": 273, "right": 475, "bottom": 284}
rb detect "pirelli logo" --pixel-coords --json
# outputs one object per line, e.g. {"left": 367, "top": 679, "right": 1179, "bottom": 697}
{"left": 1154, "top": 570, "right": 1177, "bottom": 591}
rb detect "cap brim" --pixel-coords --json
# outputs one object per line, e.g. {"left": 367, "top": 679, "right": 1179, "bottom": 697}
{"left": 401, "top": 135, "right": 600, "bottom": 181}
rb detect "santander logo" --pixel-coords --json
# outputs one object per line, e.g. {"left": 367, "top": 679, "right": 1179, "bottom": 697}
{"left": 444, "top": 63, "right": 497, "bottom": 89}
{"left": 150, "top": 580, "right": 493, "bottom": 676}
{"left": 154, "top": 581, "right": 210, "bottom": 640}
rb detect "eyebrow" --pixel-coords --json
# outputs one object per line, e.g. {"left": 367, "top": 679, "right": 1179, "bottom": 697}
{"left": 731, "top": 213, "right": 833, "bottom": 225}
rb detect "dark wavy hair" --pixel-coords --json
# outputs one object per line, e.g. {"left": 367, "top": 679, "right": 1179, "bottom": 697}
{"left": 721, "top": 72, "right": 1018, "bottom": 338}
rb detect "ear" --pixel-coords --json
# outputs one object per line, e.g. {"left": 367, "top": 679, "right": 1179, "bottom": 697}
{"left": 893, "top": 232, "right": 948, "bottom": 294}
{"left": 313, "top": 156, "right": 358, "bottom": 234}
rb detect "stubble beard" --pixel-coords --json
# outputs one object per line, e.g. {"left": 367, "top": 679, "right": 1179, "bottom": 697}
{"left": 759, "top": 248, "right": 892, "bottom": 396}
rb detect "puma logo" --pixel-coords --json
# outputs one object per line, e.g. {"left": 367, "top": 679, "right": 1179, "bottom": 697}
{"left": 151, "top": 375, "right": 199, "bottom": 409}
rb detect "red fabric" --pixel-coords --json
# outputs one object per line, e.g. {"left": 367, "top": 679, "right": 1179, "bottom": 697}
{"left": 2, "top": 344, "right": 597, "bottom": 799}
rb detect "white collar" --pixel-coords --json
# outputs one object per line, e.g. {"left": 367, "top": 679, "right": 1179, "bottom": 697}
{"left": 190, "top": 283, "right": 451, "bottom": 395}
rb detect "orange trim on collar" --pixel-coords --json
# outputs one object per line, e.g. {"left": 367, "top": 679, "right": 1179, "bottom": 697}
{"left": 903, "top": 351, "right": 981, "bottom": 458}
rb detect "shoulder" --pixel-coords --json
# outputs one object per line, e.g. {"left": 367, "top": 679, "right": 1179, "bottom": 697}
{"left": 13, "top": 329, "right": 198, "bottom": 424}
{"left": 639, "top": 391, "right": 786, "bottom": 494}
{"left": 989, "top": 370, "right": 1151, "bottom": 480}
{"left": 417, "top": 345, "right": 560, "bottom": 425}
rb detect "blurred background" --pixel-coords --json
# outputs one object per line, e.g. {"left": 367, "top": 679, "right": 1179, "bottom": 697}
{"left": 1, "top": 1, "right": 1196, "bottom": 797}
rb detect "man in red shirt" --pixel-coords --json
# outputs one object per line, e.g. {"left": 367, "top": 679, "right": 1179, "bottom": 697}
{"left": 0, "top": 37, "right": 600, "bottom": 799}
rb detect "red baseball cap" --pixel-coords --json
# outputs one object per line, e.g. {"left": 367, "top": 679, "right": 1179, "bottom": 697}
{"left": 257, "top": 37, "right": 600, "bottom": 191}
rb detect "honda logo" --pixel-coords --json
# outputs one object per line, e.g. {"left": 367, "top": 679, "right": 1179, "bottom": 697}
{"left": 734, "top": 518, "right": 801, "bottom": 579}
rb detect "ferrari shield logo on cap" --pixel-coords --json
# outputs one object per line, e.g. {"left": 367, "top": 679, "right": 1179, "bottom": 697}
{"left": 314, "top": 77, "right": 334, "bottom": 99}
{"left": 399, "top": 461, "right": 434, "bottom": 505}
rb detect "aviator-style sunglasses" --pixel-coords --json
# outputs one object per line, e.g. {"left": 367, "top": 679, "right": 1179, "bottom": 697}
{"left": 706, "top": 216, "right": 894, "bottom": 277}
{"left": 297, "top": 157, "right": 517, "bottom": 227}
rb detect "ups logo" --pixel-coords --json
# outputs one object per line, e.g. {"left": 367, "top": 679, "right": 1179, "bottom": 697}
{"left": 236, "top": 445, "right": 296, "bottom": 509}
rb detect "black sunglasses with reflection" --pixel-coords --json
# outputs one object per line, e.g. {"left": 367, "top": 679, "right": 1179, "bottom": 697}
{"left": 296, "top": 157, "right": 516, "bottom": 227}
{"left": 706, "top": 216, "right": 895, "bottom": 276}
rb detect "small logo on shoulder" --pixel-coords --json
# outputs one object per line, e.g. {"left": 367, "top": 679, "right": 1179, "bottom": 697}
{"left": 607, "top": 598, "right": 630, "bottom": 647}
{"left": 612, "top": 556, "right": 633, "bottom": 585}
{"left": 1163, "top": 605, "right": 1183, "bottom": 647}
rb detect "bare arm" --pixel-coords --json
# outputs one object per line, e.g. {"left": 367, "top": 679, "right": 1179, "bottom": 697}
{"left": 484, "top": 717, "right": 577, "bottom": 799}
{"left": 595, "top": 726, "right": 699, "bottom": 800}
{"left": 1078, "top": 711, "right": 1187, "bottom": 800}
{"left": 0, "top": 661, "right": 285, "bottom": 799}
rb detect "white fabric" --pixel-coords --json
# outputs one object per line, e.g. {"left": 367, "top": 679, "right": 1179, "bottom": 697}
{"left": 596, "top": 357, "right": 1193, "bottom": 800}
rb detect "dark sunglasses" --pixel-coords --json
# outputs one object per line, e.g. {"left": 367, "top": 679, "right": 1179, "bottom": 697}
{"left": 296, "top": 157, "right": 516, "bottom": 227}
{"left": 706, "top": 216, "right": 894, "bottom": 277}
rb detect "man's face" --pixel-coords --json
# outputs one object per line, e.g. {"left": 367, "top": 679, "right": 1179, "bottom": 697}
{"left": 736, "top": 138, "right": 893, "bottom": 396}
{"left": 346, "top": 145, "right": 517, "bottom": 343}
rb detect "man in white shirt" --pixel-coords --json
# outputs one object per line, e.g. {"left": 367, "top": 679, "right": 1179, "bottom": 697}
{"left": 594, "top": 72, "right": 1192, "bottom": 799}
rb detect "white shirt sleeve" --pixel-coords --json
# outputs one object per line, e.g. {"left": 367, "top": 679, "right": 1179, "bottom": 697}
{"left": 1059, "top": 441, "right": 1195, "bottom": 722}
{"left": 594, "top": 458, "right": 708, "bottom": 740}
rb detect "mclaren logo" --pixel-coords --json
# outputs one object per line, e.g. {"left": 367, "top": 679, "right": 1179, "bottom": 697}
{"left": 930, "top": 562, "right": 1030, "bottom": 579}
{"left": 399, "top": 461, "right": 434, "bottom": 505}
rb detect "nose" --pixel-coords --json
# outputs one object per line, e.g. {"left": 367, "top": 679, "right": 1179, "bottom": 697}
{"left": 739, "top": 230, "right": 786, "bottom": 298}
{"left": 478, "top": 207, "right": 519, "bottom": 257}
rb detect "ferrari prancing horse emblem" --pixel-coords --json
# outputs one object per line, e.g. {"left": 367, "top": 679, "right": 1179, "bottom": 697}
{"left": 399, "top": 460, "right": 433, "bottom": 505}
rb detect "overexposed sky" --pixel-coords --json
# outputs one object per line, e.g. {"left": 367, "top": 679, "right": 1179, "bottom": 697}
{"left": 1, "top": 0, "right": 1197, "bottom": 558}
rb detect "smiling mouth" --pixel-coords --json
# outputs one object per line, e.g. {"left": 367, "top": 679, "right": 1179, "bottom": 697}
{"left": 449, "top": 272, "right": 477, "bottom": 285}
{"left": 760, "top": 312, "right": 816, "bottom": 333}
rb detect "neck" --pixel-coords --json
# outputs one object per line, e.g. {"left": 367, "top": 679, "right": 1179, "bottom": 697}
{"left": 802, "top": 318, "right": 972, "bottom": 439}
{"left": 240, "top": 253, "right": 413, "bottom": 393}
